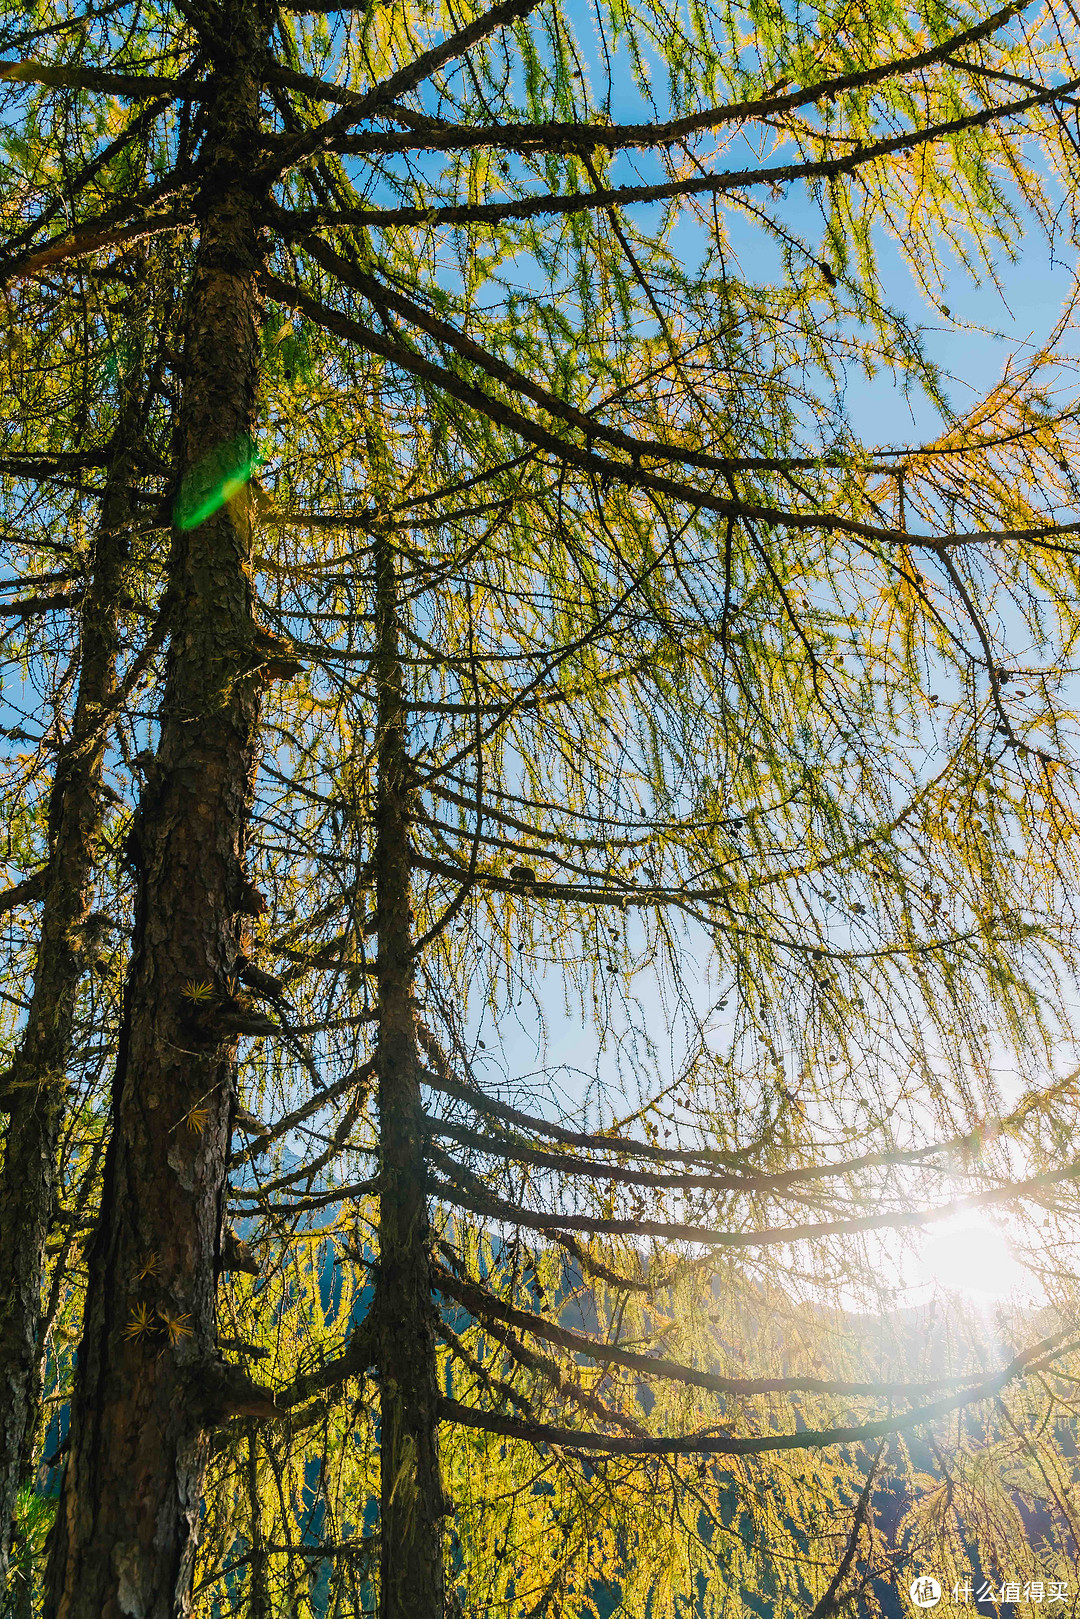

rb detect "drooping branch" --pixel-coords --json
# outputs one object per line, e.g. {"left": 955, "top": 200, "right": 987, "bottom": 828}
{"left": 0, "top": 869, "right": 45, "bottom": 920}
{"left": 261, "top": 269, "right": 1080, "bottom": 555}
{"left": 436, "top": 1330, "right": 1079, "bottom": 1455}
{"left": 425, "top": 1113, "right": 780, "bottom": 1191}
{"left": 419, "top": 1038, "right": 1024, "bottom": 1185}
{"left": 265, "top": 0, "right": 547, "bottom": 176}
{"left": 0, "top": 588, "right": 81, "bottom": 616}
{"left": 228, "top": 1058, "right": 375, "bottom": 1168}
{"left": 271, "top": 1313, "right": 377, "bottom": 1411}
{"left": 429, "top": 1142, "right": 1080, "bottom": 1249}
{"left": 433, "top": 1266, "right": 986, "bottom": 1400}
{"left": 300, "top": 0, "right": 1025, "bottom": 156}
{"left": 807, "top": 1438, "right": 887, "bottom": 1619}
{"left": 284, "top": 231, "right": 803, "bottom": 480}
{"left": 275, "top": 71, "right": 1080, "bottom": 232}
{"left": 0, "top": 452, "right": 110, "bottom": 477}
{"left": 0, "top": 170, "right": 197, "bottom": 288}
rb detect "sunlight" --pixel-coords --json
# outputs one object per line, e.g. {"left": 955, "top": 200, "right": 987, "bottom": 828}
{"left": 917, "top": 1218, "right": 1030, "bottom": 1299}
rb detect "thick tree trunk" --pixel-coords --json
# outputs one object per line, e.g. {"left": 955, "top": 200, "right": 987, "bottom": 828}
{"left": 44, "top": 10, "right": 273, "bottom": 1614}
{"left": 0, "top": 397, "right": 139, "bottom": 1596}
{"left": 372, "top": 532, "right": 446, "bottom": 1619}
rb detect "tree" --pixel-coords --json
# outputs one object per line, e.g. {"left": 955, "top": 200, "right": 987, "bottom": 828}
{"left": 2, "top": 0, "right": 1080, "bottom": 1614}
{"left": 0, "top": 167, "right": 179, "bottom": 1599}
{"left": 0, "top": 256, "right": 176, "bottom": 1601}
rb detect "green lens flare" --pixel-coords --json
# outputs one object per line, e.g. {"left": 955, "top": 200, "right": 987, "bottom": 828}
{"left": 174, "top": 438, "right": 264, "bottom": 531}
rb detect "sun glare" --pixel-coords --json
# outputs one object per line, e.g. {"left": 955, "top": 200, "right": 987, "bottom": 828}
{"left": 917, "top": 1219, "right": 1030, "bottom": 1299}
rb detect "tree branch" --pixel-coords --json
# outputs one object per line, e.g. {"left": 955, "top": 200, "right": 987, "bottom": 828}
{"left": 808, "top": 1438, "right": 887, "bottom": 1619}
{"left": 273, "top": 1313, "right": 377, "bottom": 1410}
{"left": 0, "top": 58, "right": 204, "bottom": 99}
{"left": 265, "top": 0, "right": 546, "bottom": 176}
{"left": 276, "top": 70, "right": 1080, "bottom": 231}
{"left": 0, "top": 869, "right": 45, "bottom": 918}
{"left": 434, "top": 1266, "right": 984, "bottom": 1399}
{"left": 301, "top": 0, "right": 1026, "bottom": 157}
{"left": 260, "top": 268, "right": 1080, "bottom": 555}
{"left": 429, "top": 1142, "right": 1080, "bottom": 1250}
{"left": 436, "top": 1330, "right": 1078, "bottom": 1454}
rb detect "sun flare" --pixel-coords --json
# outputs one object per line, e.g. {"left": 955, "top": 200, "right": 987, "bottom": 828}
{"left": 917, "top": 1219, "right": 1030, "bottom": 1299}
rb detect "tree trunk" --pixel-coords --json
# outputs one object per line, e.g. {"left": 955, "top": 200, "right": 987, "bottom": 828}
{"left": 372, "top": 530, "right": 446, "bottom": 1619}
{"left": 44, "top": 9, "right": 273, "bottom": 1613}
{"left": 0, "top": 389, "right": 140, "bottom": 1595}
{"left": 246, "top": 1423, "right": 269, "bottom": 1619}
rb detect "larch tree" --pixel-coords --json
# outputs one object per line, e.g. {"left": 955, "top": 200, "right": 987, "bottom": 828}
{"left": 1, "top": 0, "right": 1080, "bottom": 1616}
{"left": 0, "top": 252, "right": 179, "bottom": 1602}
{"left": 0, "top": 147, "right": 181, "bottom": 1605}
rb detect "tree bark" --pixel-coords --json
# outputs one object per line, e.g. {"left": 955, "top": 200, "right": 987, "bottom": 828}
{"left": 372, "top": 529, "right": 446, "bottom": 1619}
{"left": 246, "top": 1423, "right": 269, "bottom": 1619}
{"left": 44, "top": 8, "right": 274, "bottom": 1614}
{"left": 0, "top": 390, "right": 140, "bottom": 1596}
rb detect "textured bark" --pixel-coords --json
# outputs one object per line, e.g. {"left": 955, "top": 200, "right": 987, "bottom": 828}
{"left": 373, "top": 532, "right": 446, "bottom": 1619}
{"left": 246, "top": 1424, "right": 269, "bottom": 1619}
{"left": 0, "top": 401, "right": 138, "bottom": 1594}
{"left": 44, "top": 8, "right": 273, "bottom": 1614}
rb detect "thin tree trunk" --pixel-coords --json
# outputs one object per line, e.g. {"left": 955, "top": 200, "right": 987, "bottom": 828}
{"left": 372, "top": 529, "right": 446, "bottom": 1619}
{"left": 44, "top": 8, "right": 274, "bottom": 1612}
{"left": 0, "top": 389, "right": 140, "bottom": 1595}
{"left": 246, "top": 1423, "right": 269, "bottom": 1619}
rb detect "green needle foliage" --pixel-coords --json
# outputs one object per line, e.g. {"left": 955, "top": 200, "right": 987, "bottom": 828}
{"left": 2, "top": 0, "right": 1080, "bottom": 1615}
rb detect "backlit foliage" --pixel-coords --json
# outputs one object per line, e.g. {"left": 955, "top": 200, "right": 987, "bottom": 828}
{"left": 4, "top": 0, "right": 1080, "bottom": 1611}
